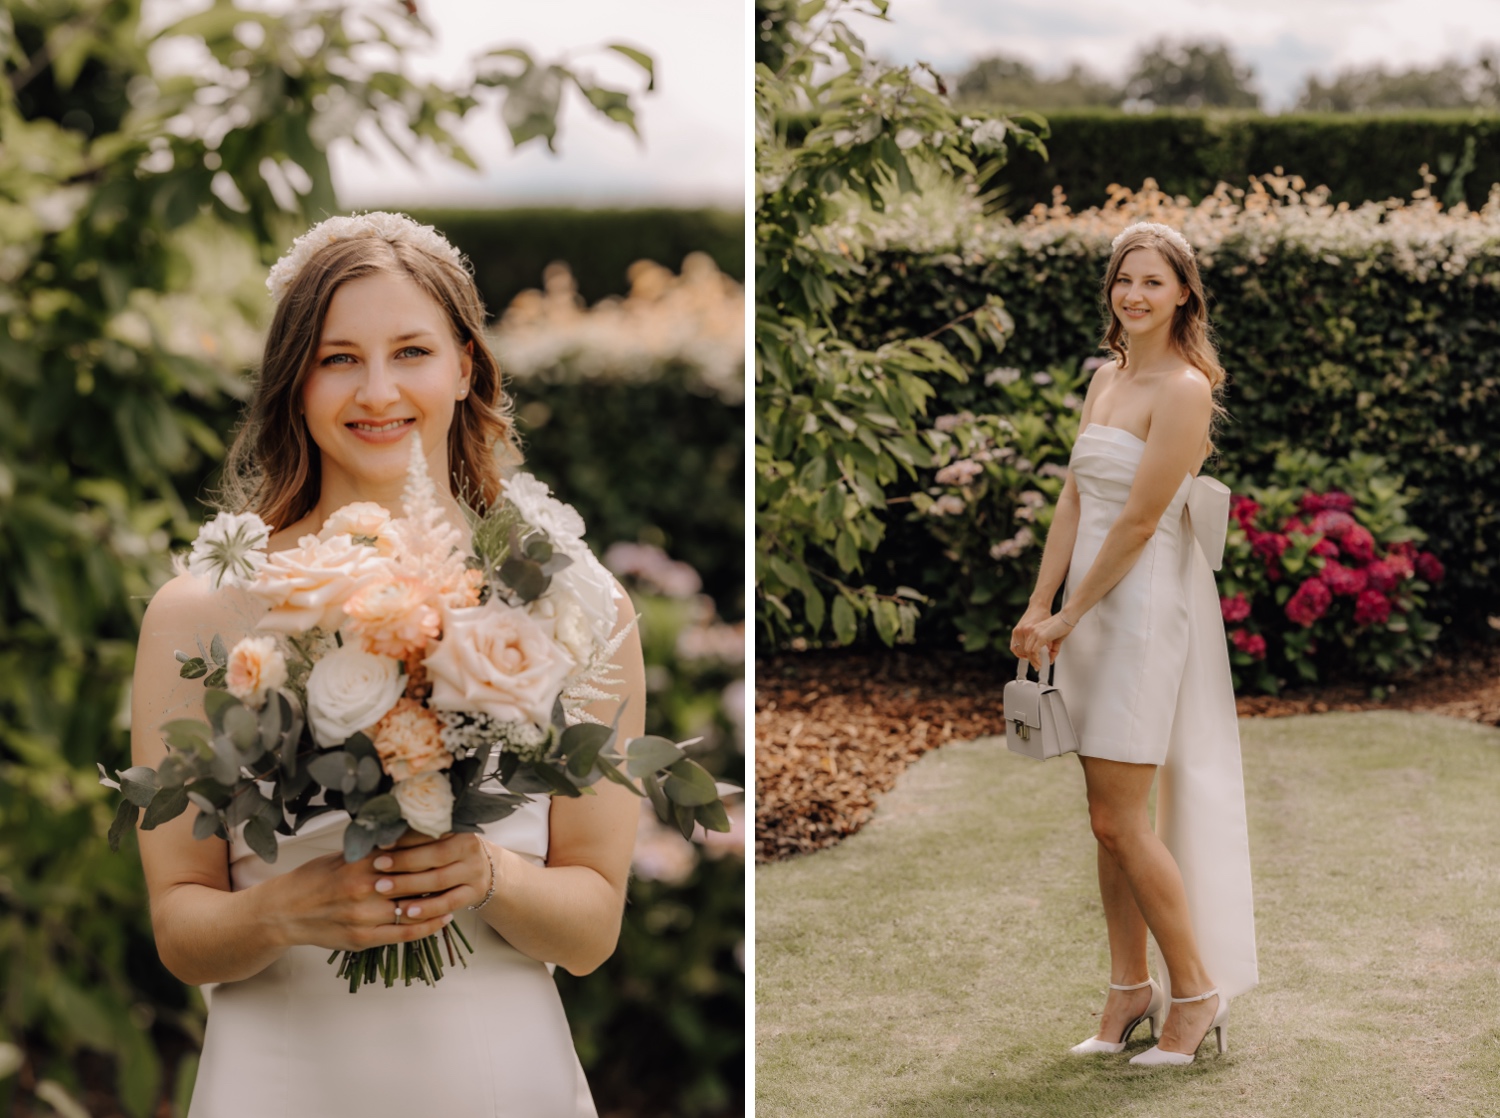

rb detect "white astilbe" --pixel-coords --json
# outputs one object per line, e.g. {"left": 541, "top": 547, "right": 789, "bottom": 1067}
{"left": 559, "top": 612, "right": 638, "bottom": 726}
{"left": 388, "top": 433, "right": 471, "bottom": 606}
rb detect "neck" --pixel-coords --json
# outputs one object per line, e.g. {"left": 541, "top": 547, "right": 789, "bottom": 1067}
{"left": 1122, "top": 324, "right": 1182, "bottom": 375}
{"left": 306, "top": 447, "right": 468, "bottom": 532}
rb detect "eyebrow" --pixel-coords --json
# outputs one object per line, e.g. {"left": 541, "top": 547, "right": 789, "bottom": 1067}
{"left": 318, "top": 330, "right": 437, "bottom": 348}
{"left": 1116, "top": 271, "right": 1167, "bottom": 280}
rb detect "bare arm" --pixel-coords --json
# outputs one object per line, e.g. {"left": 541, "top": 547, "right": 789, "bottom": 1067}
{"left": 132, "top": 576, "right": 449, "bottom": 986}
{"left": 369, "top": 578, "right": 646, "bottom": 976}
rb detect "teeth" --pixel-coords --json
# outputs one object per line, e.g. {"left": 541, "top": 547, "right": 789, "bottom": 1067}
{"left": 350, "top": 419, "right": 410, "bottom": 433}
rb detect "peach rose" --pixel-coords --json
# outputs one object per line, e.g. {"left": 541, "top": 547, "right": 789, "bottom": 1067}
{"left": 343, "top": 573, "right": 442, "bottom": 660}
{"left": 320, "top": 502, "right": 396, "bottom": 555}
{"left": 371, "top": 697, "right": 452, "bottom": 782}
{"left": 250, "top": 533, "right": 387, "bottom": 634}
{"left": 225, "top": 635, "right": 287, "bottom": 709}
{"left": 423, "top": 600, "right": 571, "bottom": 726}
{"left": 393, "top": 770, "right": 454, "bottom": 838}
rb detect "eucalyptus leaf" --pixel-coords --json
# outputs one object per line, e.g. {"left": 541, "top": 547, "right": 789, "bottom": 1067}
{"left": 210, "top": 633, "right": 227, "bottom": 667}
{"left": 192, "top": 808, "right": 222, "bottom": 841}
{"left": 695, "top": 799, "right": 732, "bottom": 833}
{"left": 108, "top": 799, "right": 138, "bottom": 852}
{"left": 624, "top": 735, "right": 684, "bottom": 778}
{"left": 499, "top": 556, "right": 548, "bottom": 601}
{"left": 672, "top": 799, "right": 697, "bottom": 842}
{"left": 343, "top": 821, "right": 378, "bottom": 863}
{"left": 178, "top": 657, "right": 208, "bottom": 680}
{"left": 355, "top": 755, "right": 382, "bottom": 792}
{"left": 160, "top": 719, "right": 210, "bottom": 752}
{"left": 307, "top": 751, "right": 357, "bottom": 792}
{"left": 663, "top": 758, "right": 719, "bottom": 807}
{"left": 593, "top": 753, "right": 643, "bottom": 795}
{"left": 223, "top": 704, "right": 261, "bottom": 754}
{"left": 140, "top": 784, "right": 190, "bottom": 830}
{"left": 560, "top": 722, "right": 612, "bottom": 777}
{"left": 209, "top": 735, "right": 242, "bottom": 785}
{"left": 356, "top": 793, "right": 403, "bottom": 826}
{"left": 116, "top": 766, "right": 160, "bottom": 808}
{"left": 642, "top": 771, "right": 671, "bottom": 822}
{"left": 203, "top": 688, "right": 237, "bottom": 728}
{"left": 242, "top": 815, "right": 278, "bottom": 862}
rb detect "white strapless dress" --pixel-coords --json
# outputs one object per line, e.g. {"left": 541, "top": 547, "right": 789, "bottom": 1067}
{"left": 1052, "top": 424, "right": 1259, "bottom": 999}
{"left": 188, "top": 799, "right": 598, "bottom": 1117}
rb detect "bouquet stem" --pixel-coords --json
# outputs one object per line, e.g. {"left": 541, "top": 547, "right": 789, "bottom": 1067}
{"left": 329, "top": 921, "right": 473, "bottom": 992}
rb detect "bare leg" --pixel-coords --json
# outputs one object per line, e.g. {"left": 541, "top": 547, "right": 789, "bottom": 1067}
{"left": 1092, "top": 844, "right": 1153, "bottom": 1042}
{"left": 1082, "top": 756, "right": 1220, "bottom": 1053}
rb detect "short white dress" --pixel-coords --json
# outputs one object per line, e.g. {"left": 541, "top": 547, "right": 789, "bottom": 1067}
{"left": 187, "top": 799, "right": 598, "bottom": 1117}
{"left": 1052, "top": 423, "right": 1259, "bottom": 999}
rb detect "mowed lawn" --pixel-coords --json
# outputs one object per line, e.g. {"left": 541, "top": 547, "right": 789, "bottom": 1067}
{"left": 756, "top": 711, "right": 1500, "bottom": 1117}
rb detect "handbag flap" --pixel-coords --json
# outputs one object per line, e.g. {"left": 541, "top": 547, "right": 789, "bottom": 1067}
{"left": 1002, "top": 679, "right": 1042, "bottom": 729}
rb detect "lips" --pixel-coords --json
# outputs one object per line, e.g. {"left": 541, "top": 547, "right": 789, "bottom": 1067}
{"left": 345, "top": 417, "right": 416, "bottom": 443}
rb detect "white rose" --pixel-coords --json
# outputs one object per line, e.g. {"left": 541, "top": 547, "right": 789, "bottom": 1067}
{"left": 423, "top": 600, "right": 572, "bottom": 726}
{"left": 536, "top": 550, "right": 620, "bottom": 670}
{"left": 305, "top": 644, "right": 404, "bottom": 747}
{"left": 393, "top": 771, "right": 454, "bottom": 838}
{"left": 502, "top": 473, "right": 586, "bottom": 545}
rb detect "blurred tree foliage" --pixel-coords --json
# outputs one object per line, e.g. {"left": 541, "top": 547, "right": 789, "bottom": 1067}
{"left": 753, "top": 0, "right": 1044, "bottom": 647}
{"left": 1296, "top": 51, "right": 1500, "bottom": 112}
{"left": 1123, "top": 39, "right": 1261, "bottom": 110}
{"left": 0, "top": 2, "right": 668, "bottom": 1114}
{"left": 953, "top": 55, "right": 1122, "bottom": 110}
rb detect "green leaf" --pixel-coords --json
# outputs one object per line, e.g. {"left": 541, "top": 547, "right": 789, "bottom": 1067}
{"left": 239, "top": 814, "right": 277, "bottom": 862}
{"left": 160, "top": 719, "right": 210, "bottom": 752}
{"left": 178, "top": 657, "right": 208, "bottom": 679}
{"left": 210, "top": 633, "right": 228, "bottom": 667}
{"left": 192, "top": 809, "right": 222, "bottom": 842}
{"left": 356, "top": 793, "right": 403, "bottom": 826}
{"left": 695, "top": 799, "right": 732, "bottom": 833}
{"left": 108, "top": 799, "right": 138, "bottom": 852}
{"left": 643, "top": 772, "right": 672, "bottom": 821}
{"left": 831, "top": 595, "right": 857, "bottom": 645}
{"left": 662, "top": 758, "right": 719, "bottom": 807}
{"left": 223, "top": 704, "right": 261, "bottom": 753}
{"left": 624, "top": 735, "right": 684, "bottom": 778}
{"left": 343, "top": 821, "right": 378, "bottom": 863}
{"left": 804, "top": 584, "right": 826, "bottom": 634}
{"left": 203, "top": 688, "right": 238, "bottom": 728}
{"left": 500, "top": 556, "right": 549, "bottom": 601}
{"left": 356, "top": 755, "right": 382, "bottom": 792}
{"left": 307, "top": 751, "right": 357, "bottom": 792}
{"left": 607, "top": 43, "right": 655, "bottom": 90}
{"left": 453, "top": 789, "right": 525, "bottom": 825}
{"left": 141, "top": 784, "right": 190, "bottom": 830}
{"left": 116, "top": 766, "right": 160, "bottom": 808}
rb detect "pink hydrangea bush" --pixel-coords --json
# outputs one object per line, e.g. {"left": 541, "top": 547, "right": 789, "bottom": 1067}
{"left": 1218, "top": 450, "right": 1444, "bottom": 694}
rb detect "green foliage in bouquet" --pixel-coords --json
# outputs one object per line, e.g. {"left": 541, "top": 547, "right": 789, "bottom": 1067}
{"left": 753, "top": 0, "right": 1046, "bottom": 648}
{"left": 1216, "top": 450, "right": 1445, "bottom": 694}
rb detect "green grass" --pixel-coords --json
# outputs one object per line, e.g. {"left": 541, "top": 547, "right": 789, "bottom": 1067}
{"left": 756, "top": 712, "right": 1500, "bottom": 1117}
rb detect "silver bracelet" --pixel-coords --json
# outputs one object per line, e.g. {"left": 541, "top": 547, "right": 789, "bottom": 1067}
{"left": 1059, "top": 614, "right": 1076, "bottom": 629}
{"left": 468, "top": 838, "right": 497, "bottom": 912}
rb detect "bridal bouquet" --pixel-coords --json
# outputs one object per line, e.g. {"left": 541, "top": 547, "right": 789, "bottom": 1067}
{"left": 104, "top": 437, "right": 728, "bottom": 990}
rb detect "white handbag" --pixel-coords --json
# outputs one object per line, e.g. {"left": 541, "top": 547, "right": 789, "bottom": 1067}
{"left": 1003, "top": 649, "right": 1080, "bottom": 761}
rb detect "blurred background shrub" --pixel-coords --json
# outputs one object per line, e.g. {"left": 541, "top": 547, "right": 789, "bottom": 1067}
{"left": 0, "top": 1, "right": 743, "bottom": 1115}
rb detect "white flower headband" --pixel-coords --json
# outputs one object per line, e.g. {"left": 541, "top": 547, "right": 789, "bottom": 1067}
{"left": 265, "top": 211, "right": 469, "bottom": 302}
{"left": 1111, "top": 221, "right": 1195, "bottom": 258}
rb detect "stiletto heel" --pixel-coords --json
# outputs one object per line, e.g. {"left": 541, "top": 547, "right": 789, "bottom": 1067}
{"left": 1129, "top": 987, "right": 1230, "bottom": 1067}
{"left": 1068, "top": 978, "right": 1164, "bottom": 1055}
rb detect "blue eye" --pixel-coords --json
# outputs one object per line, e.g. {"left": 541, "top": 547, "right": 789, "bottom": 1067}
{"left": 397, "top": 346, "right": 431, "bottom": 359}
{"left": 321, "top": 352, "right": 355, "bottom": 366}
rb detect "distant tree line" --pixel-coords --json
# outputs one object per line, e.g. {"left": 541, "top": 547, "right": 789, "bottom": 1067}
{"left": 953, "top": 40, "right": 1500, "bottom": 113}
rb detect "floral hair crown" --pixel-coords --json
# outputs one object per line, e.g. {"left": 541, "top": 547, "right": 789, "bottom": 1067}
{"left": 265, "top": 211, "right": 469, "bottom": 302}
{"left": 1111, "top": 221, "right": 1194, "bottom": 258}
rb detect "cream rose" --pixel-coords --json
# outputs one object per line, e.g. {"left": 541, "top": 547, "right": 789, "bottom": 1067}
{"left": 423, "top": 600, "right": 572, "bottom": 726}
{"left": 225, "top": 635, "right": 288, "bottom": 709}
{"left": 319, "top": 502, "right": 396, "bottom": 555}
{"left": 304, "top": 644, "right": 404, "bottom": 747}
{"left": 393, "top": 770, "right": 454, "bottom": 838}
{"left": 537, "top": 548, "right": 621, "bottom": 670}
{"left": 371, "top": 697, "right": 451, "bottom": 781}
{"left": 250, "top": 533, "right": 388, "bottom": 634}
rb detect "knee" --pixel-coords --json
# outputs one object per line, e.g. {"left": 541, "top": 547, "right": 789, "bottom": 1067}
{"left": 1088, "top": 802, "right": 1129, "bottom": 855}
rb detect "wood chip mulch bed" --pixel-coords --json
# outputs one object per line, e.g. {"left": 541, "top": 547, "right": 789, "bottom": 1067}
{"left": 754, "top": 642, "right": 1500, "bottom": 863}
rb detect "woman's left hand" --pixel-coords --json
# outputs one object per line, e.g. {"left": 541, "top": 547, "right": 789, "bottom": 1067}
{"left": 368, "top": 831, "right": 498, "bottom": 921}
{"left": 1018, "top": 612, "right": 1074, "bottom": 666}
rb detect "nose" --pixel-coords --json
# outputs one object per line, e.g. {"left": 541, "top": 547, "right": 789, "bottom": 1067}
{"left": 355, "top": 356, "right": 401, "bottom": 410}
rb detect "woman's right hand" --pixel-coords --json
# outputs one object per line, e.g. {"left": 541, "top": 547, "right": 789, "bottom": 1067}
{"left": 263, "top": 848, "right": 455, "bottom": 953}
{"left": 1009, "top": 603, "right": 1053, "bottom": 667}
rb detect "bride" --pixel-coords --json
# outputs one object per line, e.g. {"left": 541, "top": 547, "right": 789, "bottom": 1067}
{"left": 129, "top": 213, "right": 641, "bottom": 1116}
{"left": 1011, "top": 222, "right": 1257, "bottom": 1067}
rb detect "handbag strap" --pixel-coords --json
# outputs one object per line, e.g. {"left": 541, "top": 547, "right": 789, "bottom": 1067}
{"left": 1015, "top": 648, "right": 1053, "bottom": 685}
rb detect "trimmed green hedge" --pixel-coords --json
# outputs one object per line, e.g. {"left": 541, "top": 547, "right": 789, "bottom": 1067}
{"left": 406, "top": 207, "right": 744, "bottom": 317}
{"left": 833, "top": 205, "right": 1500, "bottom": 642}
{"left": 980, "top": 110, "right": 1500, "bottom": 212}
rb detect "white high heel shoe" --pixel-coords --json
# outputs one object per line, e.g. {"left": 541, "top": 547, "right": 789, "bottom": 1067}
{"left": 1129, "top": 987, "right": 1229, "bottom": 1066}
{"left": 1069, "top": 978, "right": 1164, "bottom": 1054}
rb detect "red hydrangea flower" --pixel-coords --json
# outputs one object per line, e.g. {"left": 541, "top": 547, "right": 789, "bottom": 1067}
{"left": 1251, "top": 532, "right": 1290, "bottom": 562}
{"left": 1353, "top": 588, "right": 1393, "bottom": 627}
{"left": 1389, "top": 541, "right": 1418, "bottom": 561}
{"left": 1231, "top": 496, "right": 1260, "bottom": 529}
{"left": 1341, "top": 524, "right": 1377, "bottom": 563}
{"left": 1311, "top": 538, "right": 1339, "bottom": 559}
{"left": 1220, "top": 593, "right": 1251, "bottom": 623}
{"left": 1310, "top": 510, "right": 1356, "bottom": 539}
{"left": 1285, "top": 578, "right": 1332, "bottom": 627}
{"left": 1387, "top": 550, "right": 1414, "bottom": 580}
{"left": 1416, "top": 551, "right": 1445, "bottom": 583}
{"left": 1282, "top": 517, "right": 1316, "bottom": 536}
{"left": 1321, "top": 491, "right": 1356, "bottom": 513}
{"left": 1299, "top": 491, "right": 1326, "bottom": 514}
{"left": 1230, "top": 628, "right": 1268, "bottom": 660}
{"left": 1364, "top": 558, "right": 1401, "bottom": 592}
{"left": 1320, "top": 560, "right": 1368, "bottom": 596}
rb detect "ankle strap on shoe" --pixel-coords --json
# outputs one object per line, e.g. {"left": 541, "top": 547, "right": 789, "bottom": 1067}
{"left": 1108, "top": 979, "right": 1153, "bottom": 991}
{"left": 1170, "top": 987, "right": 1219, "bottom": 1004}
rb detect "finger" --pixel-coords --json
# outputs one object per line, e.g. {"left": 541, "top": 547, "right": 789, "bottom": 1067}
{"left": 377, "top": 862, "right": 474, "bottom": 901}
{"left": 381, "top": 885, "right": 470, "bottom": 925}
{"left": 371, "top": 835, "right": 464, "bottom": 874}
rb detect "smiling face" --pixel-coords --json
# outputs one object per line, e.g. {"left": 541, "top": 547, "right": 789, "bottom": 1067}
{"left": 300, "top": 271, "right": 472, "bottom": 507}
{"left": 1110, "top": 246, "right": 1189, "bottom": 339}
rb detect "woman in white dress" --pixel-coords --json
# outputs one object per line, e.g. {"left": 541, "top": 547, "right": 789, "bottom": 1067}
{"left": 129, "top": 214, "right": 642, "bottom": 1115}
{"left": 1011, "top": 223, "right": 1257, "bottom": 1066}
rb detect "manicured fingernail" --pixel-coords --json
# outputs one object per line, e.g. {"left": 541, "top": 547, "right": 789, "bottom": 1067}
{"left": 373, "top": 856, "right": 393, "bottom": 870}
{"left": 374, "top": 878, "right": 393, "bottom": 893}
{"left": 407, "top": 905, "right": 422, "bottom": 917}
{"left": 442, "top": 914, "right": 453, "bottom": 925}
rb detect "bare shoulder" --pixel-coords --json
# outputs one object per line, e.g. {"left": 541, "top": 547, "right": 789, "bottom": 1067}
{"left": 1086, "top": 359, "right": 1120, "bottom": 392}
{"left": 141, "top": 572, "right": 256, "bottom": 639}
{"left": 1160, "top": 366, "right": 1214, "bottom": 413}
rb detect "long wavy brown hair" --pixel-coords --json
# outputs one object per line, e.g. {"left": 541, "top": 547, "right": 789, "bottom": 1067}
{"left": 1100, "top": 225, "right": 1227, "bottom": 445}
{"left": 217, "top": 227, "right": 522, "bottom": 532}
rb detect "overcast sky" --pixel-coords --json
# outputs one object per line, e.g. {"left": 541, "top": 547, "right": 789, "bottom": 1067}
{"left": 331, "top": 0, "right": 745, "bottom": 209}
{"left": 856, "top": 0, "right": 1500, "bottom": 111}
